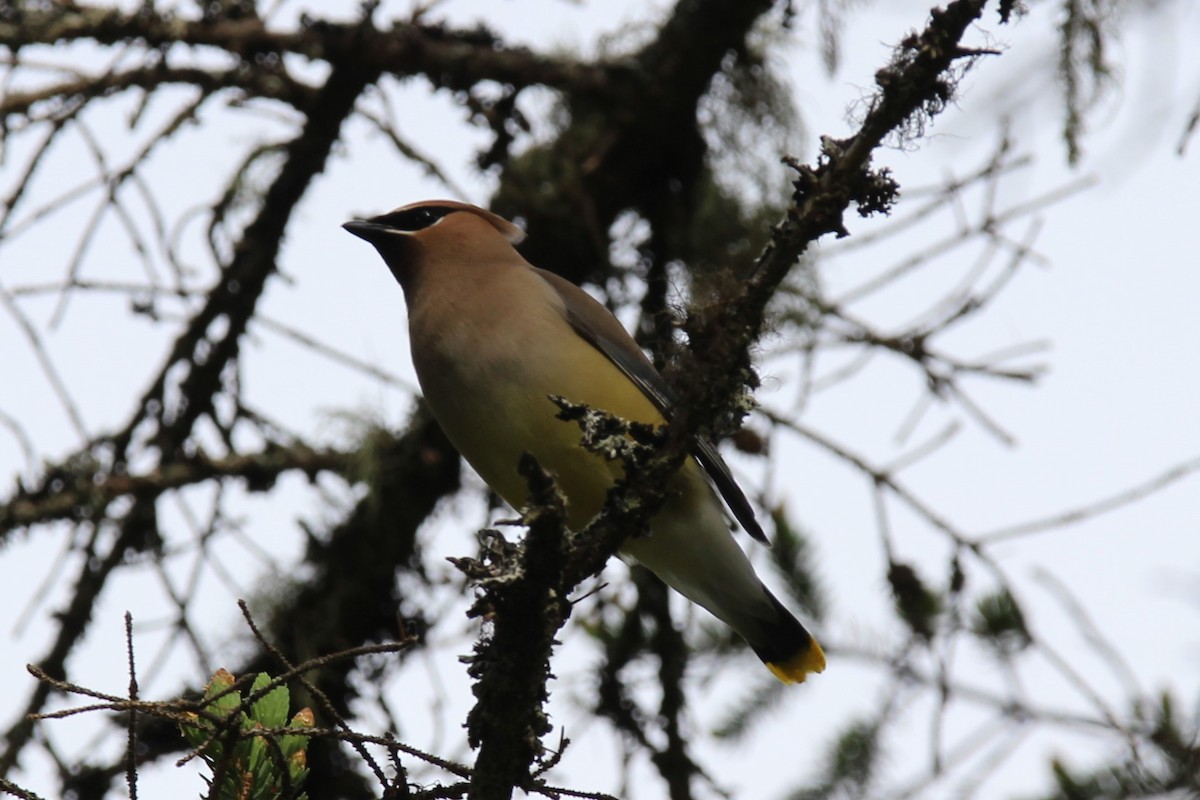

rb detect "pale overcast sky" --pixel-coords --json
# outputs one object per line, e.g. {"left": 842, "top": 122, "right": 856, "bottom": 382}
{"left": 1, "top": 1, "right": 1198, "bottom": 798}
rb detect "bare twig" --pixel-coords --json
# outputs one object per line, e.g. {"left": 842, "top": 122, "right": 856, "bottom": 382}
{"left": 0, "top": 281, "right": 88, "bottom": 440}
{"left": 980, "top": 456, "right": 1200, "bottom": 543}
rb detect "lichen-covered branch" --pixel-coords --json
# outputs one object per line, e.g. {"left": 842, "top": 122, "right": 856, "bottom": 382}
{"left": 0, "top": 3, "right": 610, "bottom": 96}
{"left": 457, "top": 456, "right": 571, "bottom": 800}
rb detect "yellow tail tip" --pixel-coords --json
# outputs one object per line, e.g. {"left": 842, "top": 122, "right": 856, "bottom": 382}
{"left": 766, "top": 637, "right": 826, "bottom": 685}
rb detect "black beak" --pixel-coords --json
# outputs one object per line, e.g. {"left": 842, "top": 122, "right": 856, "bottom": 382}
{"left": 342, "top": 219, "right": 391, "bottom": 244}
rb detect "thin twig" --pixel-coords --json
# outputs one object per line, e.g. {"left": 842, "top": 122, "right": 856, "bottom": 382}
{"left": 124, "top": 612, "right": 139, "bottom": 800}
{"left": 980, "top": 456, "right": 1200, "bottom": 542}
{"left": 0, "top": 280, "right": 88, "bottom": 440}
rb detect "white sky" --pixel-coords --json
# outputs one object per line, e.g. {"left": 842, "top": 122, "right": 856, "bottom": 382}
{"left": 1, "top": 1, "right": 1199, "bottom": 798}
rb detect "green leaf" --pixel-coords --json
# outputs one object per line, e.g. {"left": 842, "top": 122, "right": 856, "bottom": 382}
{"left": 179, "top": 714, "right": 211, "bottom": 751}
{"left": 244, "top": 734, "right": 267, "bottom": 778}
{"left": 249, "top": 673, "right": 290, "bottom": 729}
{"left": 279, "top": 708, "right": 314, "bottom": 759}
{"left": 206, "top": 668, "right": 243, "bottom": 717}
{"left": 180, "top": 669, "right": 311, "bottom": 800}
{"left": 181, "top": 669, "right": 243, "bottom": 754}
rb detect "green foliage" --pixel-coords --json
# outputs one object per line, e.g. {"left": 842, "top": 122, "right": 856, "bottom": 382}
{"left": 971, "top": 588, "right": 1032, "bottom": 655}
{"left": 711, "top": 670, "right": 789, "bottom": 742}
{"left": 180, "top": 669, "right": 314, "bottom": 800}
{"left": 788, "top": 718, "right": 883, "bottom": 800}
{"left": 830, "top": 721, "right": 880, "bottom": 789}
{"left": 700, "top": 38, "right": 800, "bottom": 204}
{"left": 768, "top": 506, "right": 828, "bottom": 623}
{"left": 887, "top": 560, "right": 941, "bottom": 641}
{"left": 1056, "top": 0, "right": 1115, "bottom": 164}
{"left": 1034, "top": 691, "right": 1200, "bottom": 799}
{"left": 680, "top": 166, "right": 784, "bottom": 288}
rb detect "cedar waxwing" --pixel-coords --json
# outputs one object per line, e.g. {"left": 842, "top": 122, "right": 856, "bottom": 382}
{"left": 343, "top": 200, "right": 825, "bottom": 684}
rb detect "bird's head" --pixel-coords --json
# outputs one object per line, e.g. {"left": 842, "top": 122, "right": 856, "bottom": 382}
{"left": 343, "top": 200, "right": 525, "bottom": 291}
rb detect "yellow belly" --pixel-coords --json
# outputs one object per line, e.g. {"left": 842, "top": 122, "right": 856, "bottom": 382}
{"left": 423, "top": 333, "right": 667, "bottom": 527}
{"left": 409, "top": 263, "right": 704, "bottom": 530}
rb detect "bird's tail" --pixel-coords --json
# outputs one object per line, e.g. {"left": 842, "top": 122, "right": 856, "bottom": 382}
{"left": 622, "top": 479, "right": 826, "bottom": 684}
{"left": 744, "top": 589, "right": 826, "bottom": 684}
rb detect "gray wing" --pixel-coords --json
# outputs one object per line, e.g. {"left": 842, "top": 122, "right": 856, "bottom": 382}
{"left": 533, "top": 268, "right": 767, "bottom": 544}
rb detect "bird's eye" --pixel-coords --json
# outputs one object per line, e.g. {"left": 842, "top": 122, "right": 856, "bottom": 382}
{"left": 373, "top": 206, "right": 454, "bottom": 232}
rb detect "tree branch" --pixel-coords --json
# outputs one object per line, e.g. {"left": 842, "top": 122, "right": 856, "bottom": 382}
{"left": 0, "top": 3, "right": 610, "bottom": 96}
{"left": 0, "top": 444, "right": 350, "bottom": 536}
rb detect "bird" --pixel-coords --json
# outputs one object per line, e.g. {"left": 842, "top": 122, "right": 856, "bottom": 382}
{"left": 343, "top": 199, "right": 825, "bottom": 684}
